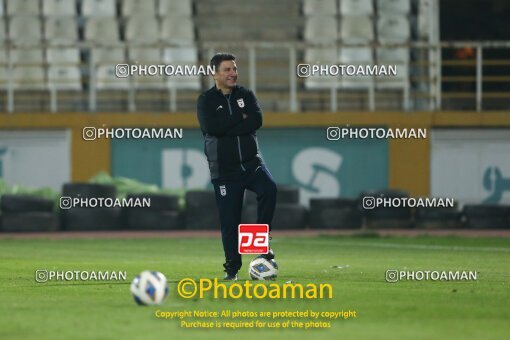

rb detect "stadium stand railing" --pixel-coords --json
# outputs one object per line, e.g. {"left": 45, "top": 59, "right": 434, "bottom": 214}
{"left": 2, "top": 41, "right": 510, "bottom": 113}
{"left": 0, "top": 0, "right": 509, "bottom": 113}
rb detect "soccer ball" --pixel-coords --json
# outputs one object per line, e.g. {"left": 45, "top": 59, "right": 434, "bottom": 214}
{"left": 249, "top": 257, "right": 278, "bottom": 280}
{"left": 130, "top": 271, "right": 169, "bottom": 305}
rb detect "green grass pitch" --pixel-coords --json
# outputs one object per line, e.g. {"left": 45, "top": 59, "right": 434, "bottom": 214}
{"left": 1, "top": 235, "right": 509, "bottom": 340}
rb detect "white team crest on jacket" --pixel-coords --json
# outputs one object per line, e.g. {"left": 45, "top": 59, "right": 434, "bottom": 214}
{"left": 219, "top": 185, "right": 227, "bottom": 196}
{"left": 237, "top": 98, "right": 245, "bottom": 108}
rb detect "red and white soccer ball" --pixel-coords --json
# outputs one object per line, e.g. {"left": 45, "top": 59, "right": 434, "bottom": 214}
{"left": 130, "top": 271, "right": 169, "bottom": 305}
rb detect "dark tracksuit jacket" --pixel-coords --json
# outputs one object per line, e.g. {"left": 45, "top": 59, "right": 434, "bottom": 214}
{"left": 197, "top": 85, "right": 263, "bottom": 179}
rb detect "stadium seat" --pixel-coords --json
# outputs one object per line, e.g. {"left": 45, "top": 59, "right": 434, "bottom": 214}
{"left": 303, "top": 48, "right": 339, "bottom": 89}
{"left": 163, "top": 46, "right": 198, "bottom": 64}
{"left": 304, "top": 16, "right": 338, "bottom": 43}
{"left": 128, "top": 48, "right": 165, "bottom": 89}
{"left": 9, "top": 51, "right": 47, "bottom": 92}
{"left": 303, "top": 0, "right": 337, "bottom": 15}
{"left": 48, "top": 66, "right": 82, "bottom": 90}
{"left": 339, "top": 47, "right": 374, "bottom": 85}
{"left": 92, "top": 48, "right": 129, "bottom": 90}
{"left": 377, "top": 15, "right": 410, "bottom": 43}
{"left": 376, "top": 48, "right": 409, "bottom": 73}
{"left": 92, "top": 48, "right": 125, "bottom": 63}
{"left": 121, "top": 0, "right": 157, "bottom": 17}
{"left": 340, "top": 15, "right": 374, "bottom": 43}
{"left": 46, "top": 47, "right": 80, "bottom": 65}
{"left": 9, "top": 16, "right": 43, "bottom": 43}
{"left": 125, "top": 16, "right": 159, "bottom": 43}
{"left": 95, "top": 65, "right": 130, "bottom": 90}
{"left": 339, "top": 0, "right": 373, "bottom": 15}
{"left": 304, "top": 47, "right": 338, "bottom": 64}
{"left": 129, "top": 49, "right": 165, "bottom": 88}
{"left": 10, "top": 48, "right": 45, "bottom": 66}
{"left": 339, "top": 47, "right": 373, "bottom": 64}
{"left": 128, "top": 47, "right": 161, "bottom": 64}
{"left": 6, "top": 0, "right": 40, "bottom": 16}
{"left": 338, "top": 47, "right": 375, "bottom": 110}
{"left": 42, "top": 0, "right": 77, "bottom": 17}
{"left": 158, "top": 0, "right": 192, "bottom": 17}
{"left": 81, "top": 0, "right": 116, "bottom": 17}
{"left": 161, "top": 17, "right": 195, "bottom": 44}
{"left": 85, "top": 17, "right": 120, "bottom": 42}
{"left": 13, "top": 66, "right": 46, "bottom": 90}
{"left": 377, "top": 0, "right": 410, "bottom": 15}
{"left": 417, "top": 0, "right": 432, "bottom": 39}
{"left": 163, "top": 47, "right": 200, "bottom": 90}
{"left": 44, "top": 17, "right": 78, "bottom": 44}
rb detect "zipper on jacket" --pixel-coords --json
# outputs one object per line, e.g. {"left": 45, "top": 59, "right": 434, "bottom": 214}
{"left": 236, "top": 136, "right": 245, "bottom": 171}
{"left": 224, "top": 93, "right": 246, "bottom": 171}
{"left": 224, "top": 93, "right": 233, "bottom": 116}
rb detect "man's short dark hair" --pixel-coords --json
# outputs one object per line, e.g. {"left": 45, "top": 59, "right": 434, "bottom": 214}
{"left": 210, "top": 53, "right": 236, "bottom": 72}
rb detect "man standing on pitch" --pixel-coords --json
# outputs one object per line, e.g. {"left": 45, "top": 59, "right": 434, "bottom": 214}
{"left": 197, "top": 53, "right": 277, "bottom": 280}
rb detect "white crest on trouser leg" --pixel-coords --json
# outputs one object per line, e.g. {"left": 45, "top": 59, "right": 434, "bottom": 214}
{"left": 220, "top": 185, "right": 226, "bottom": 196}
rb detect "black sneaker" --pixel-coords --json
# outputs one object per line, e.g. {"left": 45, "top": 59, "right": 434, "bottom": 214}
{"left": 223, "top": 272, "right": 238, "bottom": 281}
{"left": 222, "top": 261, "right": 240, "bottom": 281}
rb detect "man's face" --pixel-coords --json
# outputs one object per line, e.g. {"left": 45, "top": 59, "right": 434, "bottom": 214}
{"left": 214, "top": 60, "right": 238, "bottom": 90}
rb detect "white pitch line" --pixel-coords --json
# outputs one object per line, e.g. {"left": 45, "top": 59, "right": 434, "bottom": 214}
{"left": 284, "top": 239, "right": 510, "bottom": 253}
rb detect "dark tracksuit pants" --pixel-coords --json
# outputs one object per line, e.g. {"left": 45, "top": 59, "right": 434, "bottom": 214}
{"left": 212, "top": 165, "right": 277, "bottom": 273}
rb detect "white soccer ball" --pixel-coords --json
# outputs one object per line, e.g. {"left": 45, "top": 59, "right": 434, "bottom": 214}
{"left": 130, "top": 271, "right": 169, "bottom": 305}
{"left": 249, "top": 257, "right": 278, "bottom": 280}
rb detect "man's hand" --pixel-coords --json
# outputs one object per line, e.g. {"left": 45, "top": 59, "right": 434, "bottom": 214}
{"left": 242, "top": 113, "right": 248, "bottom": 119}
